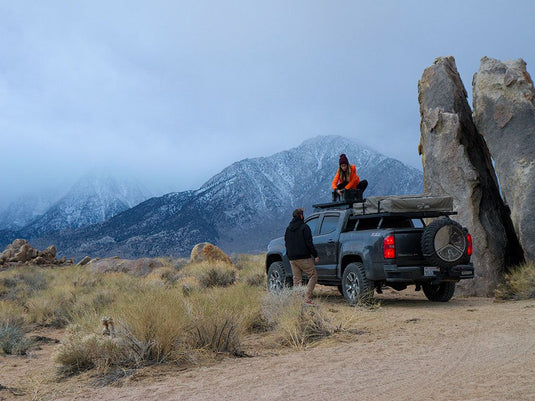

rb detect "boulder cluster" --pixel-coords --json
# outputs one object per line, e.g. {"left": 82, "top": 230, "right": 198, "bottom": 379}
{"left": 0, "top": 239, "right": 72, "bottom": 267}
{"left": 418, "top": 56, "right": 534, "bottom": 295}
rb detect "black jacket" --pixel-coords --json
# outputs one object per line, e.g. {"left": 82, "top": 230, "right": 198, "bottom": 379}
{"left": 284, "top": 217, "right": 318, "bottom": 260}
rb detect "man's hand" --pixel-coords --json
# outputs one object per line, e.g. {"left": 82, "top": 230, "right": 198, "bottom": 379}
{"left": 314, "top": 256, "right": 319, "bottom": 264}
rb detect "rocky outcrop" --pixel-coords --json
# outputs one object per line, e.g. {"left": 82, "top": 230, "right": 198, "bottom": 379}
{"left": 0, "top": 239, "right": 70, "bottom": 267}
{"left": 190, "top": 242, "right": 233, "bottom": 265}
{"left": 473, "top": 57, "right": 535, "bottom": 263}
{"left": 418, "top": 56, "right": 524, "bottom": 296}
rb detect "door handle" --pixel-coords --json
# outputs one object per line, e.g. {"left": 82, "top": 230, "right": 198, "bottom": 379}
{"left": 328, "top": 240, "right": 335, "bottom": 244}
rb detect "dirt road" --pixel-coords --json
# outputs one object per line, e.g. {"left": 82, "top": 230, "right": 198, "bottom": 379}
{"left": 2, "top": 291, "right": 534, "bottom": 401}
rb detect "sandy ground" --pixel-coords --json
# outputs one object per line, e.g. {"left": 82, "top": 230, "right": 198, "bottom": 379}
{"left": 1, "top": 289, "right": 534, "bottom": 401}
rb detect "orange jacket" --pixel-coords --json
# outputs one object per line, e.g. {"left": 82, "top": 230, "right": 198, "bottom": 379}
{"left": 332, "top": 164, "right": 360, "bottom": 190}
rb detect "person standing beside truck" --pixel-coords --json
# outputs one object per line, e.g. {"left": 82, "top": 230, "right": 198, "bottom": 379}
{"left": 284, "top": 208, "right": 319, "bottom": 305}
{"left": 331, "top": 153, "right": 368, "bottom": 202}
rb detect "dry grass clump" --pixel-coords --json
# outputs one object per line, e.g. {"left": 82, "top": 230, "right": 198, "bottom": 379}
{"left": 261, "top": 287, "right": 334, "bottom": 349}
{"left": 185, "top": 284, "right": 267, "bottom": 354}
{"left": 55, "top": 328, "right": 128, "bottom": 376}
{"left": 0, "top": 267, "right": 49, "bottom": 301}
{"left": 145, "top": 266, "right": 181, "bottom": 286}
{"left": 110, "top": 288, "right": 191, "bottom": 365}
{"left": 180, "top": 261, "right": 238, "bottom": 288}
{"left": 0, "top": 302, "right": 33, "bottom": 355}
{"left": 177, "top": 276, "right": 202, "bottom": 296}
{"left": 231, "top": 253, "right": 265, "bottom": 287}
{"left": 495, "top": 261, "right": 535, "bottom": 300}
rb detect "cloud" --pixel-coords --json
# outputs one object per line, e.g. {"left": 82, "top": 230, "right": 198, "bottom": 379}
{"left": 1, "top": 0, "right": 534, "bottom": 208}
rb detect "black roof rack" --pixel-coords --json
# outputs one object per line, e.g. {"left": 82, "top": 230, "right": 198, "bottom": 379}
{"left": 312, "top": 201, "right": 354, "bottom": 211}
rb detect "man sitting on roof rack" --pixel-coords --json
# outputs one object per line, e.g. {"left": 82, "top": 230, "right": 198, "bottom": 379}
{"left": 331, "top": 153, "right": 368, "bottom": 202}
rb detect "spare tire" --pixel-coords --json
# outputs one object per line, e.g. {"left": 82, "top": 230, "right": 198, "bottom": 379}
{"left": 421, "top": 218, "right": 466, "bottom": 268}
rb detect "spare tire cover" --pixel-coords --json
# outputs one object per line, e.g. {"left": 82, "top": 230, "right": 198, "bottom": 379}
{"left": 421, "top": 218, "right": 466, "bottom": 268}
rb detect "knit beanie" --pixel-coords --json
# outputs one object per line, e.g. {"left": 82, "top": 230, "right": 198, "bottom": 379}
{"left": 339, "top": 153, "right": 349, "bottom": 166}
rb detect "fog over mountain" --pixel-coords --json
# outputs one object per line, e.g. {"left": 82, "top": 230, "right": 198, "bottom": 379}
{"left": 3, "top": 136, "right": 423, "bottom": 259}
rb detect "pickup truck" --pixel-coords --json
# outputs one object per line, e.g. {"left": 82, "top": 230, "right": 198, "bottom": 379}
{"left": 265, "top": 195, "right": 474, "bottom": 304}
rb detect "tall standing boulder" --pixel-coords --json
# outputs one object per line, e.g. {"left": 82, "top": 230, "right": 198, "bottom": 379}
{"left": 418, "top": 56, "right": 523, "bottom": 296}
{"left": 473, "top": 57, "right": 535, "bottom": 263}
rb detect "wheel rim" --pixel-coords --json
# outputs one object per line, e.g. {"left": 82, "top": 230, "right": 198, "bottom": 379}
{"left": 268, "top": 269, "right": 283, "bottom": 292}
{"left": 434, "top": 225, "right": 465, "bottom": 262}
{"left": 344, "top": 271, "right": 360, "bottom": 303}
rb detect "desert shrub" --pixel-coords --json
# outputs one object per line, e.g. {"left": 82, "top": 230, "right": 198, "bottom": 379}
{"left": 25, "top": 286, "right": 75, "bottom": 327}
{"left": 185, "top": 289, "right": 243, "bottom": 354}
{"left": 55, "top": 329, "right": 127, "bottom": 376}
{"left": 181, "top": 261, "right": 238, "bottom": 288}
{"left": 110, "top": 288, "right": 190, "bottom": 365}
{"left": 177, "top": 276, "right": 202, "bottom": 296}
{"left": 0, "top": 303, "right": 33, "bottom": 355}
{"left": 145, "top": 266, "right": 180, "bottom": 286}
{"left": 186, "top": 284, "right": 267, "bottom": 351}
{"left": 231, "top": 253, "right": 265, "bottom": 286}
{"left": 0, "top": 323, "right": 33, "bottom": 355}
{"left": 261, "top": 287, "right": 334, "bottom": 349}
{"left": 0, "top": 267, "right": 49, "bottom": 301}
{"left": 495, "top": 261, "right": 535, "bottom": 300}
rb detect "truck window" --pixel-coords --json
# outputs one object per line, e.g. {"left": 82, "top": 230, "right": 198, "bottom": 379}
{"left": 345, "top": 218, "right": 358, "bottom": 232}
{"left": 305, "top": 216, "right": 319, "bottom": 235}
{"left": 319, "top": 215, "right": 339, "bottom": 235}
{"left": 355, "top": 218, "right": 381, "bottom": 231}
{"left": 379, "top": 217, "right": 414, "bottom": 228}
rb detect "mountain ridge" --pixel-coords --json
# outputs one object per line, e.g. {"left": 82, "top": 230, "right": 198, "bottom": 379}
{"left": 23, "top": 135, "right": 423, "bottom": 259}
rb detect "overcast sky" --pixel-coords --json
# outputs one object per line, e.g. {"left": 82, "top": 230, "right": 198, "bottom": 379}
{"left": 1, "top": 0, "right": 534, "bottom": 208}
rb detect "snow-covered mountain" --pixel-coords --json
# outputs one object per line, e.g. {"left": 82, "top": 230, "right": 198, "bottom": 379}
{"left": 27, "top": 135, "right": 423, "bottom": 259}
{"left": 16, "top": 172, "right": 152, "bottom": 238}
{"left": 0, "top": 190, "right": 61, "bottom": 230}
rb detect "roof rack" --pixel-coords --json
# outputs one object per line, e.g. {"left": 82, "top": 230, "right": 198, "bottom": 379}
{"left": 312, "top": 201, "right": 354, "bottom": 211}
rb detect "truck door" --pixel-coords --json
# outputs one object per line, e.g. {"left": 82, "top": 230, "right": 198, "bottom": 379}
{"left": 313, "top": 213, "right": 341, "bottom": 279}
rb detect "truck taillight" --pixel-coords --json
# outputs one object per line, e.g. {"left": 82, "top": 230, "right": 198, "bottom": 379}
{"left": 383, "top": 235, "right": 395, "bottom": 259}
{"left": 466, "top": 233, "right": 472, "bottom": 256}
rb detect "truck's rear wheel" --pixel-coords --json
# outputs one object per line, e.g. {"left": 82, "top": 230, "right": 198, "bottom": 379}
{"left": 341, "top": 262, "right": 373, "bottom": 305}
{"left": 422, "top": 218, "right": 466, "bottom": 268}
{"left": 267, "top": 261, "right": 292, "bottom": 292}
{"left": 422, "top": 282, "right": 456, "bottom": 302}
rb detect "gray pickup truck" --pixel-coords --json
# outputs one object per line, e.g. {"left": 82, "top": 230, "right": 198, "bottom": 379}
{"left": 265, "top": 195, "right": 474, "bottom": 304}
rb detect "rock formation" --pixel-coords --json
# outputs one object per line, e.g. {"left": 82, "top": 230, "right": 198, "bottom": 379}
{"left": 418, "top": 56, "right": 523, "bottom": 296}
{"left": 472, "top": 57, "right": 535, "bottom": 263}
{"left": 0, "top": 239, "right": 70, "bottom": 267}
{"left": 190, "top": 242, "right": 233, "bottom": 266}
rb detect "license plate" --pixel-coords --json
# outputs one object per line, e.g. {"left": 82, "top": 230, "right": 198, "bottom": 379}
{"left": 424, "top": 267, "right": 440, "bottom": 276}
{"left": 461, "top": 270, "right": 473, "bottom": 276}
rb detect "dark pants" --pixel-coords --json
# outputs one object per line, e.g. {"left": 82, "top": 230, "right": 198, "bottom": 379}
{"left": 332, "top": 180, "right": 368, "bottom": 202}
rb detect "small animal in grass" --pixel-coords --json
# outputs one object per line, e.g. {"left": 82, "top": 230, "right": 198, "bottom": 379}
{"left": 101, "top": 316, "right": 116, "bottom": 338}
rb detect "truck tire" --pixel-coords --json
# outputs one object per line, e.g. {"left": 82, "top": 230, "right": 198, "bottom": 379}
{"left": 267, "top": 261, "right": 292, "bottom": 292}
{"left": 341, "top": 262, "right": 373, "bottom": 305}
{"left": 421, "top": 218, "right": 466, "bottom": 268}
{"left": 422, "top": 282, "right": 456, "bottom": 302}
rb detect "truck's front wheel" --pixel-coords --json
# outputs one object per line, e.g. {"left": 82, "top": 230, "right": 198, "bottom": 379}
{"left": 422, "top": 282, "right": 456, "bottom": 302}
{"left": 267, "top": 261, "right": 292, "bottom": 292}
{"left": 341, "top": 262, "right": 373, "bottom": 305}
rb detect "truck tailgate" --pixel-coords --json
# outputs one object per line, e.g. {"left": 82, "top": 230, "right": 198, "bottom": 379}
{"left": 393, "top": 229, "right": 426, "bottom": 266}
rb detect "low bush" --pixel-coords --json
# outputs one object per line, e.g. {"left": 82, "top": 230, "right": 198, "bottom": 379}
{"left": 0, "top": 303, "right": 33, "bottom": 355}
{"left": 110, "top": 288, "right": 191, "bottom": 365}
{"left": 261, "top": 287, "right": 334, "bottom": 349}
{"left": 495, "top": 261, "right": 535, "bottom": 300}
{"left": 181, "top": 261, "right": 238, "bottom": 288}
{"left": 0, "top": 267, "right": 49, "bottom": 301}
{"left": 0, "top": 323, "right": 33, "bottom": 355}
{"left": 55, "top": 330, "right": 127, "bottom": 376}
